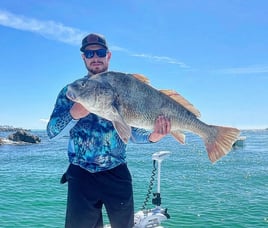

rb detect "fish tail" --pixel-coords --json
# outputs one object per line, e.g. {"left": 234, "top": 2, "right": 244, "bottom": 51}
{"left": 204, "top": 126, "right": 240, "bottom": 163}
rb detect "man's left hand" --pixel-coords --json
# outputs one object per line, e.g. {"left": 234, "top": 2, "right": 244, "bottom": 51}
{"left": 149, "top": 115, "right": 171, "bottom": 142}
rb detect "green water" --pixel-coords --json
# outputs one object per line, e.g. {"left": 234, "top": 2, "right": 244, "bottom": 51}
{"left": 0, "top": 130, "right": 267, "bottom": 227}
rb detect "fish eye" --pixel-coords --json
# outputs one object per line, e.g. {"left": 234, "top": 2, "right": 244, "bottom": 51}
{"left": 80, "top": 81, "right": 86, "bottom": 87}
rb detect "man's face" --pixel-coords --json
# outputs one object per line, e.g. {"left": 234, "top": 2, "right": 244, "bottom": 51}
{"left": 82, "top": 44, "right": 111, "bottom": 75}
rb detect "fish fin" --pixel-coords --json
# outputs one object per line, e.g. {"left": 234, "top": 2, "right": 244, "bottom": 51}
{"left": 160, "top": 89, "right": 201, "bottom": 118}
{"left": 110, "top": 107, "right": 132, "bottom": 144}
{"left": 112, "top": 120, "right": 131, "bottom": 144}
{"left": 171, "top": 130, "right": 186, "bottom": 144}
{"left": 132, "top": 74, "right": 150, "bottom": 84}
{"left": 204, "top": 126, "right": 240, "bottom": 163}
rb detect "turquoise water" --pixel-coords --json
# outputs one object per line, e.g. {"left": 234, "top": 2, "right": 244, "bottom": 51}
{"left": 0, "top": 130, "right": 267, "bottom": 227}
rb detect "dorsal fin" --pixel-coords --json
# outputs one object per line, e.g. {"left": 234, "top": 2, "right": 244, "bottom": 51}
{"left": 160, "top": 89, "right": 201, "bottom": 117}
{"left": 132, "top": 74, "right": 150, "bottom": 84}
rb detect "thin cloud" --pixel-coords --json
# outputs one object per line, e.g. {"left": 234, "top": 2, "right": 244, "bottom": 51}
{"left": 109, "top": 45, "right": 129, "bottom": 52}
{"left": 0, "top": 9, "right": 86, "bottom": 45}
{"left": 215, "top": 65, "right": 268, "bottom": 75}
{"left": 0, "top": 9, "right": 189, "bottom": 67}
{"left": 132, "top": 53, "right": 189, "bottom": 68}
{"left": 40, "top": 118, "right": 49, "bottom": 124}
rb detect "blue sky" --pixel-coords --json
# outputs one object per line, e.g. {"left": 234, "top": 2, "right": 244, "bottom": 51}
{"left": 0, "top": 0, "right": 267, "bottom": 130}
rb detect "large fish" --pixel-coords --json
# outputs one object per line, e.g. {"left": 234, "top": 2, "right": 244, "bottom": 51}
{"left": 66, "top": 71, "right": 240, "bottom": 163}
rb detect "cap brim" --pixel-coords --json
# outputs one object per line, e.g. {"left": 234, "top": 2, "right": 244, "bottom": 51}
{"left": 80, "top": 43, "right": 108, "bottom": 52}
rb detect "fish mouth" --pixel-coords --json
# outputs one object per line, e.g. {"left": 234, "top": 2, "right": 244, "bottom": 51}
{"left": 66, "top": 89, "right": 77, "bottom": 101}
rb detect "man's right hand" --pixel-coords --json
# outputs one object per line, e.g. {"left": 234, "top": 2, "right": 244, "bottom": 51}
{"left": 70, "top": 103, "right": 90, "bottom": 119}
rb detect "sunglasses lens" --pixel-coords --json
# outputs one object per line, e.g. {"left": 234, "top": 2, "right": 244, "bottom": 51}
{"left": 84, "top": 49, "right": 107, "bottom": 58}
{"left": 96, "top": 49, "right": 107, "bottom": 57}
{"left": 84, "top": 50, "right": 94, "bottom": 58}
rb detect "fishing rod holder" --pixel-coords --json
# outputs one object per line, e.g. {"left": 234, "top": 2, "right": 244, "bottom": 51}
{"left": 152, "top": 151, "right": 171, "bottom": 197}
{"left": 134, "top": 151, "right": 171, "bottom": 228}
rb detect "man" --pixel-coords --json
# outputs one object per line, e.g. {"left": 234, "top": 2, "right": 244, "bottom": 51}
{"left": 47, "top": 33, "right": 171, "bottom": 228}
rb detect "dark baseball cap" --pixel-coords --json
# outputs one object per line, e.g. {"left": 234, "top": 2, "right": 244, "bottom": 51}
{"left": 80, "top": 33, "right": 108, "bottom": 52}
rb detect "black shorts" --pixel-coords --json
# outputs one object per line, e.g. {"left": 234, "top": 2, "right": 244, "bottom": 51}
{"left": 64, "top": 163, "right": 134, "bottom": 228}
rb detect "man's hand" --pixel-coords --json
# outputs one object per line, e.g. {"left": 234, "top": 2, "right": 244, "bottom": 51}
{"left": 149, "top": 115, "right": 171, "bottom": 142}
{"left": 70, "top": 103, "right": 90, "bottom": 119}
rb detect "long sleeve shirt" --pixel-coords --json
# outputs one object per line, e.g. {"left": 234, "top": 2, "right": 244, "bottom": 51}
{"left": 47, "top": 81, "right": 152, "bottom": 173}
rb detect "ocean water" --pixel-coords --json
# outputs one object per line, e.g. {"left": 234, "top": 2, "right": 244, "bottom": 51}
{"left": 0, "top": 129, "right": 267, "bottom": 227}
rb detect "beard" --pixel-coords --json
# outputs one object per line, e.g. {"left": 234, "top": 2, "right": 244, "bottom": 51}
{"left": 89, "top": 66, "right": 108, "bottom": 75}
{"left": 85, "top": 60, "right": 108, "bottom": 75}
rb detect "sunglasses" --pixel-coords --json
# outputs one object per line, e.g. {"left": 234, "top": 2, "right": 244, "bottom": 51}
{"left": 83, "top": 49, "right": 107, "bottom": 59}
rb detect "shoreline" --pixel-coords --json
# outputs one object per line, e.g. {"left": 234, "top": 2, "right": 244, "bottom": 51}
{"left": 0, "top": 125, "right": 30, "bottom": 132}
